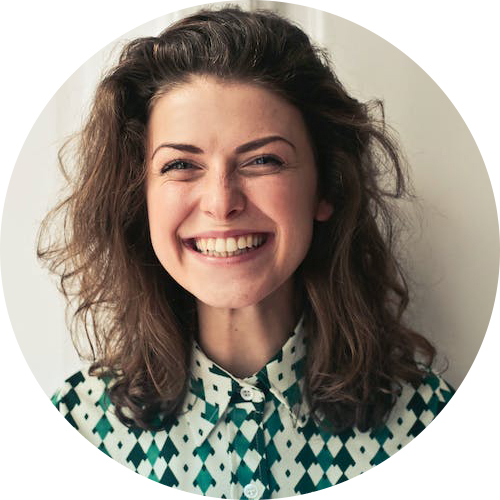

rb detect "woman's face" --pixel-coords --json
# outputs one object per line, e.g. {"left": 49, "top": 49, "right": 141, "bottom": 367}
{"left": 146, "top": 76, "right": 332, "bottom": 309}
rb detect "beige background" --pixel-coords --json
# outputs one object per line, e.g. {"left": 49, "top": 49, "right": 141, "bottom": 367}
{"left": 1, "top": 1, "right": 499, "bottom": 500}
{"left": 1, "top": 0, "right": 497, "bottom": 398}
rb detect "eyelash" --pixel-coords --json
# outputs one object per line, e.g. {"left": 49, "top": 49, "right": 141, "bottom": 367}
{"left": 249, "top": 155, "right": 284, "bottom": 167}
{"left": 160, "top": 155, "right": 284, "bottom": 174}
{"left": 160, "top": 160, "right": 194, "bottom": 174}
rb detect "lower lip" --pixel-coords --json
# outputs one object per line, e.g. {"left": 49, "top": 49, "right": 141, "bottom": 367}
{"left": 184, "top": 235, "right": 273, "bottom": 265}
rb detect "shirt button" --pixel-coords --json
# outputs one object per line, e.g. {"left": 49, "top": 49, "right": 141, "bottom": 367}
{"left": 240, "top": 387, "right": 254, "bottom": 401}
{"left": 243, "top": 483, "right": 259, "bottom": 499}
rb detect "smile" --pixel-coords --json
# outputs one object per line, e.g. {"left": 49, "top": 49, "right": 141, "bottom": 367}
{"left": 188, "top": 233, "right": 268, "bottom": 258}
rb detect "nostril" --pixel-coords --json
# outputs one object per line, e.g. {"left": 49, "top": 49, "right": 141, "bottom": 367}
{"left": 227, "top": 207, "right": 242, "bottom": 218}
{"left": 200, "top": 179, "right": 246, "bottom": 220}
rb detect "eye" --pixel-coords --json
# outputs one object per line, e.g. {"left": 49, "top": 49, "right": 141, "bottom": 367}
{"left": 160, "top": 160, "right": 197, "bottom": 174}
{"left": 241, "top": 155, "right": 285, "bottom": 174}
{"left": 252, "top": 155, "right": 283, "bottom": 166}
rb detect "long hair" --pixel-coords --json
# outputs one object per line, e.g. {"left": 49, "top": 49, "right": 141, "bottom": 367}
{"left": 38, "top": 6, "right": 436, "bottom": 431}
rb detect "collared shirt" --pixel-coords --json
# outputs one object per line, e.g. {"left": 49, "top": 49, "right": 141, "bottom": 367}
{"left": 52, "top": 319, "right": 454, "bottom": 498}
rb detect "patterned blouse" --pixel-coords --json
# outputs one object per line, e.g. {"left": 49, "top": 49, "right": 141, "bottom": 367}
{"left": 52, "top": 319, "right": 454, "bottom": 499}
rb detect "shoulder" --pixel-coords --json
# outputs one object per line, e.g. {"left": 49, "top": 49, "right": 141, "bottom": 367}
{"left": 401, "top": 371, "right": 454, "bottom": 416}
{"left": 51, "top": 367, "right": 117, "bottom": 436}
{"left": 336, "top": 372, "right": 454, "bottom": 471}
{"left": 385, "top": 371, "right": 455, "bottom": 439}
{"left": 50, "top": 369, "right": 162, "bottom": 468}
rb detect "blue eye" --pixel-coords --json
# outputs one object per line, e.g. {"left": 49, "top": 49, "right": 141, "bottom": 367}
{"left": 240, "top": 155, "right": 285, "bottom": 176}
{"left": 160, "top": 160, "right": 194, "bottom": 174}
{"left": 253, "top": 155, "right": 283, "bottom": 166}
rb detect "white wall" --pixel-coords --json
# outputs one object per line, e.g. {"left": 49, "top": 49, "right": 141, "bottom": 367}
{"left": 1, "top": 2, "right": 499, "bottom": 500}
{"left": 1, "top": 0, "right": 497, "bottom": 398}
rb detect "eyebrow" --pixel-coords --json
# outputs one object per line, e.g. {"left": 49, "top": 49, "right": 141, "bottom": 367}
{"left": 150, "top": 135, "right": 295, "bottom": 160}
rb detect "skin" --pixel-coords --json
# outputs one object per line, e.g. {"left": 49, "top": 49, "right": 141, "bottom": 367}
{"left": 146, "top": 76, "right": 332, "bottom": 377}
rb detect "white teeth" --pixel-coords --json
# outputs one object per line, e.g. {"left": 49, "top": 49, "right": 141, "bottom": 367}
{"left": 226, "top": 237, "right": 237, "bottom": 252}
{"left": 215, "top": 238, "right": 225, "bottom": 253}
{"left": 193, "top": 233, "right": 266, "bottom": 256}
{"left": 237, "top": 236, "right": 247, "bottom": 249}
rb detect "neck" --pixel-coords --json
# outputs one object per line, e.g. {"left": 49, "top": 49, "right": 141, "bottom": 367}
{"left": 196, "top": 279, "right": 299, "bottom": 378}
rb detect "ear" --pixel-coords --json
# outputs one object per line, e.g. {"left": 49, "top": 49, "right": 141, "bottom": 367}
{"left": 314, "top": 199, "right": 333, "bottom": 221}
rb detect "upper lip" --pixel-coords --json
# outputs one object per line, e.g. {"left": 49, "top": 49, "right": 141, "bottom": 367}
{"left": 183, "top": 230, "right": 270, "bottom": 239}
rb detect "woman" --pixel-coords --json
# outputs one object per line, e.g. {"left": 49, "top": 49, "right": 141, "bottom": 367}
{"left": 41, "top": 6, "right": 454, "bottom": 498}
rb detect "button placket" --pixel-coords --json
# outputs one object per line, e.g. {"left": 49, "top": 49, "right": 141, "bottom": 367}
{"left": 230, "top": 386, "right": 267, "bottom": 499}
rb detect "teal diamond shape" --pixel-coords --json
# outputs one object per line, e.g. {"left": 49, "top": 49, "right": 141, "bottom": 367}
{"left": 265, "top": 440, "right": 281, "bottom": 467}
{"left": 335, "top": 445, "right": 355, "bottom": 472}
{"left": 295, "top": 443, "right": 317, "bottom": 469}
{"left": 195, "top": 439, "right": 215, "bottom": 462}
{"left": 233, "top": 431, "right": 250, "bottom": 459}
{"left": 370, "top": 425, "right": 393, "bottom": 446}
{"left": 148, "top": 470, "right": 159, "bottom": 482}
{"left": 160, "top": 436, "right": 179, "bottom": 462}
{"left": 95, "top": 391, "right": 111, "bottom": 412}
{"left": 266, "top": 409, "right": 284, "bottom": 437}
{"left": 295, "top": 472, "right": 315, "bottom": 494}
{"left": 147, "top": 440, "right": 160, "bottom": 465}
{"left": 194, "top": 465, "right": 215, "bottom": 494}
{"left": 127, "top": 442, "right": 146, "bottom": 468}
{"left": 92, "top": 415, "right": 113, "bottom": 440}
{"left": 317, "top": 445, "right": 333, "bottom": 472}
{"left": 236, "top": 461, "right": 253, "bottom": 485}
{"left": 370, "top": 447, "right": 390, "bottom": 466}
{"left": 229, "top": 407, "right": 248, "bottom": 427}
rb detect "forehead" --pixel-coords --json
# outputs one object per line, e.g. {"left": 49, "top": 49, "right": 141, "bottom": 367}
{"left": 146, "top": 76, "right": 310, "bottom": 153}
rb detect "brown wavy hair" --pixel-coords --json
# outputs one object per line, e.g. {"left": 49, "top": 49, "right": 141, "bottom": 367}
{"left": 38, "top": 6, "right": 436, "bottom": 432}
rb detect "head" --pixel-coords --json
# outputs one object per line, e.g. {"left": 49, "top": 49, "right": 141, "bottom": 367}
{"left": 80, "top": 6, "right": 386, "bottom": 309}
{"left": 39, "top": 6, "right": 434, "bottom": 431}
{"left": 145, "top": 75, "right": 333, "bottom": 310}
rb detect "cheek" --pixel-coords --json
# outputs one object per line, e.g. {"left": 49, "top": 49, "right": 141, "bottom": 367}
{"left": 264, "top": 178, "right": 318, "bottom": 223}
{"left": 147, "top": 181, "right": 188, "bottom": 226}
{"left": 146, "top": 185, "right": 183, "bottom": 255}
{"left": 256, "top": 181, "right": 317, "bottom": 256}
{"left": 146, "top": 189, "right": 167, "bottom": 237}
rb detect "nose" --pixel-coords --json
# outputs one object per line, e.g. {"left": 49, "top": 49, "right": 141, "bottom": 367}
{"left": 199, "top": 169, "right": 246, "bottom": 221}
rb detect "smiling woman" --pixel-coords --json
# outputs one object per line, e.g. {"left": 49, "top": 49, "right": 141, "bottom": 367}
{"left": 38, "top": 5, "right": 454, "bottom": 499}
{"left": 146, "top": 77, "right": 332, "bottom": 317}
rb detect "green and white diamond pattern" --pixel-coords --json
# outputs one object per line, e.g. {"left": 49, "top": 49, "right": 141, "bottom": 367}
{"left": 52, "top": 325, "right": 453, "bottom": 498}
